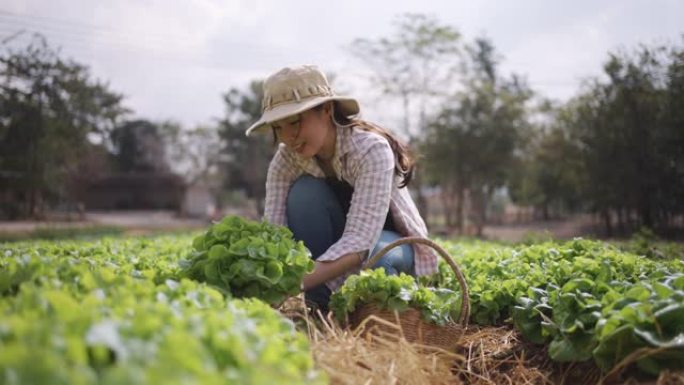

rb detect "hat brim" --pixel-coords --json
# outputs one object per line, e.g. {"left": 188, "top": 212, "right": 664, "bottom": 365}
{"left": 245, "top": 96, "right": 359, "bottom": 137}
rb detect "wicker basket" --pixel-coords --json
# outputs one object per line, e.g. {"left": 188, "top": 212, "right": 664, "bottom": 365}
{"left": 348, "top": 237, "right": 470, "bottom": 351}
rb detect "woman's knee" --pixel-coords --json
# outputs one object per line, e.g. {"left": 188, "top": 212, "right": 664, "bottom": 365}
{"left": 287, "top": 175, "right": 330, "bottom": 210}
{"left": 370, "top": 230, "right": 415, "bottom": 276}
{"left": 286, "top": 175, "right": 346, "bottom": 257}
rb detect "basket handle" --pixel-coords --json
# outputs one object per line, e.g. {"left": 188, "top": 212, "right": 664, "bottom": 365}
{"left": 362, "top": 236, "right": 470, "bottom": 326}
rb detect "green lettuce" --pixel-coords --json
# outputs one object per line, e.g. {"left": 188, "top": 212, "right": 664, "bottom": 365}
{"left": 180, "top": 216, "right": 314, "bottom": 305}
{"left": 330, "top": 268, "right": 463, "bottom": 326}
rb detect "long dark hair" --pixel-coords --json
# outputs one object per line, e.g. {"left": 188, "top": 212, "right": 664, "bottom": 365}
{"left": 332, "top": 102, "right": 415, "bottom": 188}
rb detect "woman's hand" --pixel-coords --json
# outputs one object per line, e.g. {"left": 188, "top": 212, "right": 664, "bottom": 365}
{"left": 301, "top": 251, "right": 365, "bottom": 291}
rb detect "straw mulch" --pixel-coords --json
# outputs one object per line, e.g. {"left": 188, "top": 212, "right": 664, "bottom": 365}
{"left": 278, "top": 296, "right": 682, "bottom": 385}
{"left": 654, "top": 371, "right": 684, "bottom": 385}
{"left": 454, "top": 325, "right": 554, "bottom": 385}
{"left": 453, "top": 325, "right": 684, "bottom": 385}
{"left": 308, "top": 312, "right": 463, "bottom": 385}
{"left": 281, "top": 295, "right": 462, "bottom": 385}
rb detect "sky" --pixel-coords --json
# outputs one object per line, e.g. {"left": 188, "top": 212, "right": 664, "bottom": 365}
{"left": 1, "top": 0, "right": 682, "bottom": 129}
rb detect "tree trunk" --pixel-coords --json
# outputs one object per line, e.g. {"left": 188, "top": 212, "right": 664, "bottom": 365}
{"left": 439, "top": 190, "right": 448, "bottom": 227}
{"left": 601, "top": 209, "right": 613, "bottom": 237}
{"left": 440, "top": 184, "right": 455, "bottom": 227}
{"left": 255, "top": 197, "right": 265, "bottom": 219}
{"left": 474, "top": 187, "right": 492, "bottom": 238}
{"left": 617, "top": 207, "right": 626, "bottom": 235}
{"left": 639, "top": 197, "right": 653, "bottom": 230}
{"left": 27, "top": 187, "right": 37, "bottom": 218}
{"left": 542, "top": 202, "right": 550, "bottom": 221}
{"left": 456, "top": 186, "right": 465, "bottom": 234}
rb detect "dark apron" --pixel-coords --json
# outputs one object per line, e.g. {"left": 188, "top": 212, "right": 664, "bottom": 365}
{"left": 324, "top": 176, "right": 395, "bottom": 232}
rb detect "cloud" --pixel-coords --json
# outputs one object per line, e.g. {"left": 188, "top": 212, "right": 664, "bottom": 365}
{"left": 2, "top": 0, "right": 682, "bottom": 126}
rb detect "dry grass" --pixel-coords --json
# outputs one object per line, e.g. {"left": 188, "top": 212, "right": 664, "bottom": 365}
{"left": 599, "top": 347, "right": 684, "bottom": 385}
{"left": 281, "top": 295, "right": 462, "bottom": 385}
{"left": 453, "top": 325, "right": 553, "bottom": 385}
{"left": 656, "top": 370, "right": 684, "bottom": 385}
{"left": 277, "top": 295, "right": 678, "bottom": 385}
{"left": 307, "top": 312, "right": 463, "bottom": 385}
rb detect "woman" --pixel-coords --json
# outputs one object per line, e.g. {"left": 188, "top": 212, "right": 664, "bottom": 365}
{"left": 246, "top": 65, "right": 438, "bottom": 312}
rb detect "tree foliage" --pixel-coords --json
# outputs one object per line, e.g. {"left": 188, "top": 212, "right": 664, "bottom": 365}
{"left": 560, "top": 42, "right": 684, "bottom": 234}
{"left": 162, "top": 122, "right": 223, "bottom": 186}
{"left": 422, "top": 38, "right": 532, "bottom": 234}
{"left": 349, "top": 13, "right": 462, "bottom": 137}
{"left": 507, "top": 101, "right": 584, "bottom": 219}
{"left": 0, "top": 34, "right": 128, "bottom": 218}
{"left": 110, "top": 119, "right": 169, "bottom": 173}
{"left": 217, "top": 81, "right": 272, "bottom": 215}
{"left": 349, "top": 13, "right": 463, "bottom": 218}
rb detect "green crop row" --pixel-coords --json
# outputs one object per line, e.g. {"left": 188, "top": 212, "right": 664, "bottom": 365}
{"left": 423, "top": 238, "right": 684, "bottom": 374}
{"left": 0, "top": 235, "right": 325, "bottom": 385}
{"left": 2, "top": 232, "right": 683, "bottom": 382}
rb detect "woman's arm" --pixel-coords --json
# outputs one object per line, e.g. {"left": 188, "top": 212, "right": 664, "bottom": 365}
{"left": 264, "top": 146, "right": 298, "bottom": 225}
{"left": 301, "top": 251, "right": 365, "bottom": 290}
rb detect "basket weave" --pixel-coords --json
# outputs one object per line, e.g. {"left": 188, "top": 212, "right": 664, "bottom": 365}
{"left": 348, "top": 237, "right": 470, "bottom": 351}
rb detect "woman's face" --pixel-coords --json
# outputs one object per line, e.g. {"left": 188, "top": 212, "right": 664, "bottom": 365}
{"left": 272, "top": 104, "right": 332, "bottom": 159}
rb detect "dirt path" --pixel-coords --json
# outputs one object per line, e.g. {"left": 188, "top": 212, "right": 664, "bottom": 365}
{"left": 482, "top": 214, "right": 601, "bottom": 242}
{"left": 0, "top": 210, "right": 207, "bottom": 235}
{"left": 1, "top": 211, "right": 603, "bottom": 242}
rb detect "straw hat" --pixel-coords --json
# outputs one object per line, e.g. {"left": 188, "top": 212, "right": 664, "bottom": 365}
{"left": 245, "top": 65, "right": 360, "bottom": 136}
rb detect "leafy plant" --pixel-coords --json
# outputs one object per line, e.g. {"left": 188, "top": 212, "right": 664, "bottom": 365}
{"left": 623, "top": 227, "right": 684, "bottom": 261}
{"left": 180, "top": 216, "right": 314, "bottom": 305}
{"left": 330, "top": 268, "right": 462, "bottom": 326}
{"left": 423, "top": 238, "right": 684, "bottom": 374}
{"left": 0, "top": 234, "right": 326, "bottom": 384}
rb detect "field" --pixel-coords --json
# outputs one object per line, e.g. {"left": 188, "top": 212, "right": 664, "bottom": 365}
{"left": 1, "top": 229, "right": 683, "bottom": 384}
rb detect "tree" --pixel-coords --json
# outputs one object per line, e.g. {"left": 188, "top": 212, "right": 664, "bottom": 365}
{"left": 349, "top": 13, "right": 463, "bottom": 218}
{"left": 562, "top": 41, "right": 684, "bottom": 235}
{"left": 508, "top": 101, "right": 584, "bottom": 220}
{"left": 217, "top": 80, "right": 273, "bottom": 216}
{"left": 422, "top": 38, "right": 532, "bottom": 235}
{"left": 659, "top": 40, "right": 684, "bottom": 231}
{"left": 110, "top": 119, "right": 170, "bottom": 173}
{"left": 162, "top": 122, "right": 223, "bottom": 186}
{"left": 0, "top": 33, "right": 128, "bottom": 218}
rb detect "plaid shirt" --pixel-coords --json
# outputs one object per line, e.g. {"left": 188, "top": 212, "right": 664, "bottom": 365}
{"left": 264, "top": 122, "right": 438, "bottom": 291}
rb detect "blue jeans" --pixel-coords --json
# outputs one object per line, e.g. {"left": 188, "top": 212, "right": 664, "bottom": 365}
{"left": 286, "top": 175, "right": 415, "bottom": 312}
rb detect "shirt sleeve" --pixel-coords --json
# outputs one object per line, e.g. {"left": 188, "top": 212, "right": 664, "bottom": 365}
{"left": 263, "top": 145, "right": 299, "bottom": 226}
{"left": 316, "top": 139, "right": 395, "bottom": 263}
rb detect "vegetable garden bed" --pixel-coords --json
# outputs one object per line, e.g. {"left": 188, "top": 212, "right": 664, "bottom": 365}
{"left": 1, "top": 223, "right": 683, "bottom": 384}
